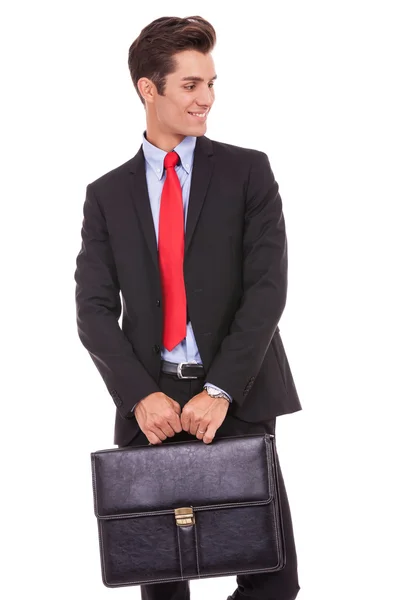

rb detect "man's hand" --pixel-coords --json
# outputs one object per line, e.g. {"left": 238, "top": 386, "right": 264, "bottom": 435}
{"left": 134, "top": 392, "right": 183, "bottom": 445}
{"left": 180, "top": 390, "right": 230, "bottom": 444}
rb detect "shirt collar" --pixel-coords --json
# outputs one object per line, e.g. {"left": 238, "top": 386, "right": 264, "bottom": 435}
{"left": 141, "top": 130, "right": 197, "bottom": 180}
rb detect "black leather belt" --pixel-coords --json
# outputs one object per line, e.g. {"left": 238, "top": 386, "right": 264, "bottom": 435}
{"left": 161, "top": 360, "right": 205, "bottom": 379}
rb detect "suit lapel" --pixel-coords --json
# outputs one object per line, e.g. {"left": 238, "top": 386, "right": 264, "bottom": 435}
{"left": 128, "top": 146, "right": 158, "bottom": 271}
{"left": 128, "top": 134, "right": 214, "bottom": 272}
{"left": 184, "top": 135, "right": 214, "bottom": 254}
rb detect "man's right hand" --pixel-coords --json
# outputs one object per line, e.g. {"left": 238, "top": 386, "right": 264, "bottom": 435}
{"left": 133, "top": 392, "right": 183, "bottom": 445}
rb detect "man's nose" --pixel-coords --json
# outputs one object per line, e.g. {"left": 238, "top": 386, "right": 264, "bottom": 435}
{"left": 196, "top": 85, "right": 214, "bottom": 106}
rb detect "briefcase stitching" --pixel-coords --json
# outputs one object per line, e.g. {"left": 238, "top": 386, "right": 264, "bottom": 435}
{"left": 194, "top": 497, "right": 273, "bottom": 512}
{"left": 265, "top": 438, "right": 275, "bottom": 497}
{"left": 265, "top": 437, "right": 282, "bottom": 569}
{"left": 91, "top": 458, "right": 110, "bottom": 586}
{"left": 91, "top": 455, "right": 99, "bottom": 517}
{"left": 269, "top": 436, "right": 286, "bottom": 568}
{"left": 265, "top": 436, "right": 284, "bottom": 569}
{"left": 98, "top": 548, "right": 286, "bottom": 588}
{"left": 193, "top": 522, "right": 201, "bottom": 577}
{"left": 94, "top": 498, "right": 273, "bottom": 520}
{"left": 98, "top": 521, "right": 110, "bottom": 587}
{"left": 176, "top": 527, "right": 184, "bottom": 580}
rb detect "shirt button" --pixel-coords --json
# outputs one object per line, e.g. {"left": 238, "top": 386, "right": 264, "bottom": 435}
{"left": 157, "top": 168, "right": 160, "bottom": 172}
{"left": 156, "top": 299, "right": 161, "bottom": 307}
{"left": 186, "top": 164, "right": 189, "bottom": 168}
{"left": 153, "top": 344, "right": 160, "bottom": 354}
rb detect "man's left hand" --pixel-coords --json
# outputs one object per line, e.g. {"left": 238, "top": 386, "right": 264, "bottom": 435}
{"left": 180, "top": 390, "right": 230, "bottom": 444}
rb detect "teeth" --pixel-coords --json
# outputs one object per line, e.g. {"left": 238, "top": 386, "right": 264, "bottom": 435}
{"left": 189, "top": 112, "right": 206, "bottom": 117}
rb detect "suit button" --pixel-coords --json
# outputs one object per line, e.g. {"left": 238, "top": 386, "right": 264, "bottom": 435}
{"left": 156, "top": 299, "right": 161, "bottom": 307}
{"left": 153, "top": 344, "right": 160, "bottom": 354}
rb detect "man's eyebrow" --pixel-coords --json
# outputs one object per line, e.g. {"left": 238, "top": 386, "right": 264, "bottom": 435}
{"left": 180, "top": 74, "right": 217, "bottom": 82}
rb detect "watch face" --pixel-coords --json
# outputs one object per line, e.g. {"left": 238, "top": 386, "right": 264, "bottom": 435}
{"left": 207, "top": 388, "right": 221, "bottom": 397}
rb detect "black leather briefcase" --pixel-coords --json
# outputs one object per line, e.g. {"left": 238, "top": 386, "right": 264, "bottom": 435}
{"left": 90, "top": 433, "right": 285, "bottom": 587}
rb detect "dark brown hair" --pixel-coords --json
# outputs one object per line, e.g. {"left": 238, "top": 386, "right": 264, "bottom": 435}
{"left": 128, "top": 16, "right": 217, "bottom": 106}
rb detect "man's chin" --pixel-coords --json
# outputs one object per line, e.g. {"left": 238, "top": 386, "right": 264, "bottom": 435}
{"left": 182, "top": 122, "right": 207, "bottom": 137}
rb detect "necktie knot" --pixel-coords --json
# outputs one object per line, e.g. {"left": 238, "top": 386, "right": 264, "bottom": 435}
{"left": 164, "top": 151, "right": 179, "bottom": 170}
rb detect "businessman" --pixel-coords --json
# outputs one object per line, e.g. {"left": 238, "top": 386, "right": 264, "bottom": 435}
{"left": 75, "top": 15, "right": 302, "bottom": 600}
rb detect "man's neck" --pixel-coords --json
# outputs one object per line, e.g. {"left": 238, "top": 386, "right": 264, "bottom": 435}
{"left": 144, "top": 129, "right": 186, "bottom": 152}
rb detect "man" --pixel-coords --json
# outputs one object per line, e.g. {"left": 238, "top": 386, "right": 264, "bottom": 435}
{"left": 75, "top": 15, "right": 302, "bottom": 600}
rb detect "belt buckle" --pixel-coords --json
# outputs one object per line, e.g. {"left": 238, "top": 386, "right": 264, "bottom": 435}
{"left": 177, "top": 361, "right": 198, "bottom": 380}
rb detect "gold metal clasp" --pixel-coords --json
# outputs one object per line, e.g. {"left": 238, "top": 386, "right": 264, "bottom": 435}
{"left": 174, "top": 506, "right": 195, "bottom": 526}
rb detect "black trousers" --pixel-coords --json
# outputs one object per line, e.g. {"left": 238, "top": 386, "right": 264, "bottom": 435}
{"left": 120, "top": 372, "right": 300, "bottom": 600}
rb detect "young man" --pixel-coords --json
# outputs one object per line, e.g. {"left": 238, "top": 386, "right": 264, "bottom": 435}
{"left": 75, "top": 15, "right": 302, "bottom": 600}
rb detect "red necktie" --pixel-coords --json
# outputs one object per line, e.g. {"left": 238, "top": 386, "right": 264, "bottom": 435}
{"left": 158, "top": 151, "right": 187, "bottom": 351}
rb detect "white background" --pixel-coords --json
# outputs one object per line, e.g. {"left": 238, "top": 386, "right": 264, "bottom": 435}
{"left": 2, "top": 1, "right": 399, "bottom": 598}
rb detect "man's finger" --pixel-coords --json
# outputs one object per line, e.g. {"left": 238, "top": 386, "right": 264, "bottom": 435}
{"left": 150, "top": 419, "right": 175, "bottom": 438}
{"left": 203, "top": 426, "right": 217, "bottom": 444}
{"left": 196, "top": 421, "right": 209, "bottom": 439}
{"left": 171, "top": 412, "right": 183, "bottom": 433}
{"left": 189, "top": 412, "right": 200, "bottom": 435}
{"left": 146, "top": 429, "right": 164, "bottom": 445}
{"left": 180, "top": 407, "right": 191, "bottom": 432}
{"left": 171, "top": 401, "right": 182, "bottom": 415}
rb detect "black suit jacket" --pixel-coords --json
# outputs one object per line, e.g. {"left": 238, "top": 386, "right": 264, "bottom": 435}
{"left": 74, "top": 134, "right": 302, "bottom": 446}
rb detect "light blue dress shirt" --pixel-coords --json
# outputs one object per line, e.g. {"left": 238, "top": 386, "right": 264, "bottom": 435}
{"left": 131, "top": 130, "right": 232, "bottom": 410}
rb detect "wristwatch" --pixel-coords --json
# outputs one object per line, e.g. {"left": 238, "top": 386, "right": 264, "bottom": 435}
{"left": 203, "top": 384, "right": 231, "bottom": 403}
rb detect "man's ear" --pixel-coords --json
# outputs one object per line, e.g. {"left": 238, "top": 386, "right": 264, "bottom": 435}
{"left": 137, "top": 77, "right": 155, "bottom": 104}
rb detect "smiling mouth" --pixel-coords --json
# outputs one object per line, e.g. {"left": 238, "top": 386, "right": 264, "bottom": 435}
{"left": 188, "top": 110, "right": 209, "bottom": 120}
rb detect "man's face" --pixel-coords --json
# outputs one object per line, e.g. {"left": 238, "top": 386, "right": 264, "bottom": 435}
{"left": 146, "top": 50, "right": 216, "bottom": 138}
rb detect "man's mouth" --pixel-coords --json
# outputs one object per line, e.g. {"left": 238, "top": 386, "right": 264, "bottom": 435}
{"left": 188, "top": 109, "right": 209, "bottom": 120}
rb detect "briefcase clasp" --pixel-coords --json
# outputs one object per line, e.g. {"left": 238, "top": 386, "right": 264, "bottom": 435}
{"left": 174, "top": 506, "right": 195, "bottom": 526}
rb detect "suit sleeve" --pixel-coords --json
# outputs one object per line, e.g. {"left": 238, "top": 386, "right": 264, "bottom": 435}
{"left": 74, "top": 183, "right": 160, "bottom": 418}
{"left": 205, "top": 151, "right": 287, "bottom": 407}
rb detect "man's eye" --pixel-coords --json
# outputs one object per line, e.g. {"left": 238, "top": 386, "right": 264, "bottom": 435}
{"left": 185, "top": 83, "right": 215, "bottom": 90}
